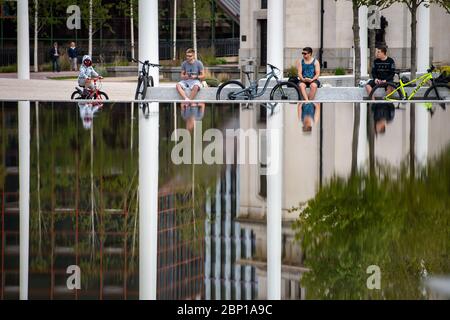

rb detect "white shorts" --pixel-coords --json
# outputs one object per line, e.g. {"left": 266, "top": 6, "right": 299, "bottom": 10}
{"left": 178, "top": 79, "right": 202, "bottom": 91}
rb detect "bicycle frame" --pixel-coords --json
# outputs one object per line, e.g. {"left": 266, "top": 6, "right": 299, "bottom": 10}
{"left": 230, "top": 70, "right": 280, "bottom": 99}
{"left": 385, "top": 72, "right": 433, "bottom": 101}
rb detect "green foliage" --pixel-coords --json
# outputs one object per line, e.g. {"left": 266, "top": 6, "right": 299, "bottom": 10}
{"left": 292, "top": 146, "right": 450, "bottom": 299}
{"left": 285, "top": 65, "right": 298, "bottom": 78}
{"left": 205, "top": 78, "right": 220, "bottom": 87}
{"left": 198, "top": 48, "right": 227, "bottom": 66}
{"left": 334, "top": 67, "right": 346, "bottom": 75}
{"left": 0, "top": 64, "right": 18, "bottom": 73}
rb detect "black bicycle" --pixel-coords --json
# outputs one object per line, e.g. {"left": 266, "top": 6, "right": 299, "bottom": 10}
{"left": 133, "top": 58, "right": 161, "bottom": 117}
{"left": 216, "top": 63, "right": 301, "bottom": 102}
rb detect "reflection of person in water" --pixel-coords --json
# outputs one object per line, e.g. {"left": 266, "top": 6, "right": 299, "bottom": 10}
{"left": 78, "top": 102, "right": 102, "bottom": 130}
{"left": 372, "top": 102, "right": 395, "bottom": 135}
{"left": 298, "top": 102, "right": 320, "bottom": 132}
{"left": 181, "top": 103, "right": 205, "bottom": 131}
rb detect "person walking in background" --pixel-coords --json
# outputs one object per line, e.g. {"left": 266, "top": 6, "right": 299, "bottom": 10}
{"left": 68, "top": 42, "right": 79, "bottom": 71}
{"left": 49, "top": 42, "right": 61, "bottom": 73}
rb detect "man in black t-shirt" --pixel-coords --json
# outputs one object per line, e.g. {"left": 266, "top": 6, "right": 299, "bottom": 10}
{"left": 366, "top": 47, "right": 396, "bottom": 98}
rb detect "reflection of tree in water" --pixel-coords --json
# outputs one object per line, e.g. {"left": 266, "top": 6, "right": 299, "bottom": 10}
{"left": 28, "top": 103, "right": 140, "bottom": 292}
{"left": 293, "top": 146, "right": 450, "bottom": 299}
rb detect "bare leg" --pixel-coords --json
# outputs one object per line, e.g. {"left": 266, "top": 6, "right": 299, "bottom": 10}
{"left": 366, "top": 84, "right": 374, "bottom": 100}
{"left": 189, "top": 85, "right": 200, "bottom": 100}
{"left": 299, "top": 82, "right": 309, "bottom": 101}
{"left": 308, "top": 83, "right": 318, "bottom": 100}
{"left": 176, "top": 84, "right": 189, "bottom": 100}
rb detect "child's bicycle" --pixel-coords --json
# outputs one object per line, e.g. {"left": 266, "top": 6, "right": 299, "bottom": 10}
{"left": 368, "top": 65, "right": 450, "bottom": 116}
{"left": 71, "top": 77, "right": 109, "bottom": 104}
{"left": 132, "top": 58, "right": 161, "bottom": 118}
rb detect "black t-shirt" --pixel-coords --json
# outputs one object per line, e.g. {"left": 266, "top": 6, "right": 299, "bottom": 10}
{"left": 371, "top": 57, "right": 396, "bottom": 81}
{"left": 372, "top": 103, "right": 395, "bottom": 123}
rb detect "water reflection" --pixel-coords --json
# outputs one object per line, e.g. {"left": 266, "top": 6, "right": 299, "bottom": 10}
{"left": 180, "top": 103, "right": 205, "bottom": 131}
{"left": 298, "top": 102, "right": 321, "bottom": 132}
{"left": 78, "top": 102, "right": 103, "bottom": 130}
{"left": 0, "top": 101, "right": 449, "bottom": 300}
{"left": 371, "top": 102, "right": 395, "bottom": 134}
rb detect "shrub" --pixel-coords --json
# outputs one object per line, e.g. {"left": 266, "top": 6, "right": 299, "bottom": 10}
{"left": 334, "top": 67, "right": 346, "bottom": 76}
{"left": 0, "top": 64, "right": 17, "bottom": 73}
{"left": 205, "top": 78, "right": 220, "bottom": 87}
{"left": 285, "top": 65, "right": 298, "bottom": 78}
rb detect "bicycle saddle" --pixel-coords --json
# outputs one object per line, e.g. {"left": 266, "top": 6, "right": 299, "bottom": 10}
{"left": 267, "top": 63, "right": 279, "bottom": 70}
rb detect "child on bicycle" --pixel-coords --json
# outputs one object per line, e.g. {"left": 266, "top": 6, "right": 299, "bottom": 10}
{"left": 78, "top": 55, "right": 102, "bottom": 98}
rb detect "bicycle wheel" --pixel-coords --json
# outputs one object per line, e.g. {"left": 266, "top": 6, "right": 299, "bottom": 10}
{"left": 147, "top": 76, "right": 154, "bottom": 88}
{"left": 71, "top": 91, "right": 82, "bottom": 99}
{"left": 424, "top": 84, "right": 449, "bottom": 111}
{"left": 216, "top": 80, "right": 246, "bottom": 100}
{"left": 270, "top": 81, "right": 301, "bottom": 101}
{"left": 135, "top": 76, "right": 148, "bottom": 100}
{"left": 95, "top": 91, "right": 109, "bottom": 100}
{"left": 368, "top": 82, "right": 404, "bottom": 101}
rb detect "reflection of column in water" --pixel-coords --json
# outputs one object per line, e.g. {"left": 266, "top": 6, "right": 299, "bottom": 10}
{"left": 266, "top": 102, "right": 282, "bottom": 300}
{"left": 19, "top": 101, "right": 30, "bottom": 300}
{"left": 225, "top": 165, "right": 232, "bottom": 299}
{"left": 139, "top": 102, "right": 159, "bottom": 300}
{"left": 234, "top": 222, "right": 241, "bottom": 300}
{"left": 357, "top": 103, "right": 368, "bottom": 169}
{"left": 214, "top": 177, "right": 221, "bottom": 299}
{"left": 204, "top": 189, "right": 212, "bottom": 299}
{"left": 244, "top": 228, "right": 252, "bottom": 299}
{"left": 415, "top": 104, "right": 429, "bottom": 167}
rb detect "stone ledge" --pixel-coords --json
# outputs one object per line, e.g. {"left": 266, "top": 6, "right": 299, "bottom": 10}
{"left": 147, "top": 86, "right": 436, "bottom": 101}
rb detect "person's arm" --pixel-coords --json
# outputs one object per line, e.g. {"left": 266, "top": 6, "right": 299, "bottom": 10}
{"left": 195, "top": 62, "right": 206, "bottom": 81}
{"left": 314, "top": 103, "right": 321, "bottom": 123}
{"left": 297, "top": 60, "right": 304, "bottom": 82}
{"left": 312, "top": 60, "right": 321, "bottom": 81}
{"left": 389, "top": 59, "right": 396, "bottom": 81}
{"left": 371, "top": 61, "right": 378, "bottom": 82}
{"left": 179, "top": 62, "right": 189, "bottom": 80}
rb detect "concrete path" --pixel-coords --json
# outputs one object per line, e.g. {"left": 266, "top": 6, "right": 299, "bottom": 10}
{"left": 0, "top": 72, "right": 178, "bottom": 101}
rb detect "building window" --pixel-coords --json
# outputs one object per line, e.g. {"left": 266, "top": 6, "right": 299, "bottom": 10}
{"left": 261, "top": 0, "right": 267, "bottom": 9}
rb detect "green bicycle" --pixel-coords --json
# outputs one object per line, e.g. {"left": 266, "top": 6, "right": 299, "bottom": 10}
{"left": 368, "top": 65, "right": 450, "bottom": 116}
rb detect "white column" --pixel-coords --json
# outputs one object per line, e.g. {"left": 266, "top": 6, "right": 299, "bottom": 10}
{"left": 359, "top": 6, "right": 368, "bottom": 77}
{"left": 267, "top": 0, "right": 284, "bottom": 72}
{"left": 415, "top": 3, "right": 430, "bottom": 167}
{"left": 18, "top": 0, "right": 30, "bottom": 80}
{"left": 266, "top": 0, "right": 284, "bottom": 300}
{"left": 139, "top": 0, "right": 159, "bottom": 300}
{"left": 18, "top": 0, "right": 30, "bottom": 301}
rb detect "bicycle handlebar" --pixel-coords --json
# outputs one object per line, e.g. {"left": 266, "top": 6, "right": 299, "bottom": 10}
{"left": 132, "top": 58, "right": 161, "bottom": 68}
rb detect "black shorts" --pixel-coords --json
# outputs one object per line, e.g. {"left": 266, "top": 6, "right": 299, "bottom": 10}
{"left": 300, "top": 79, "right": 321, "bottom": 88}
